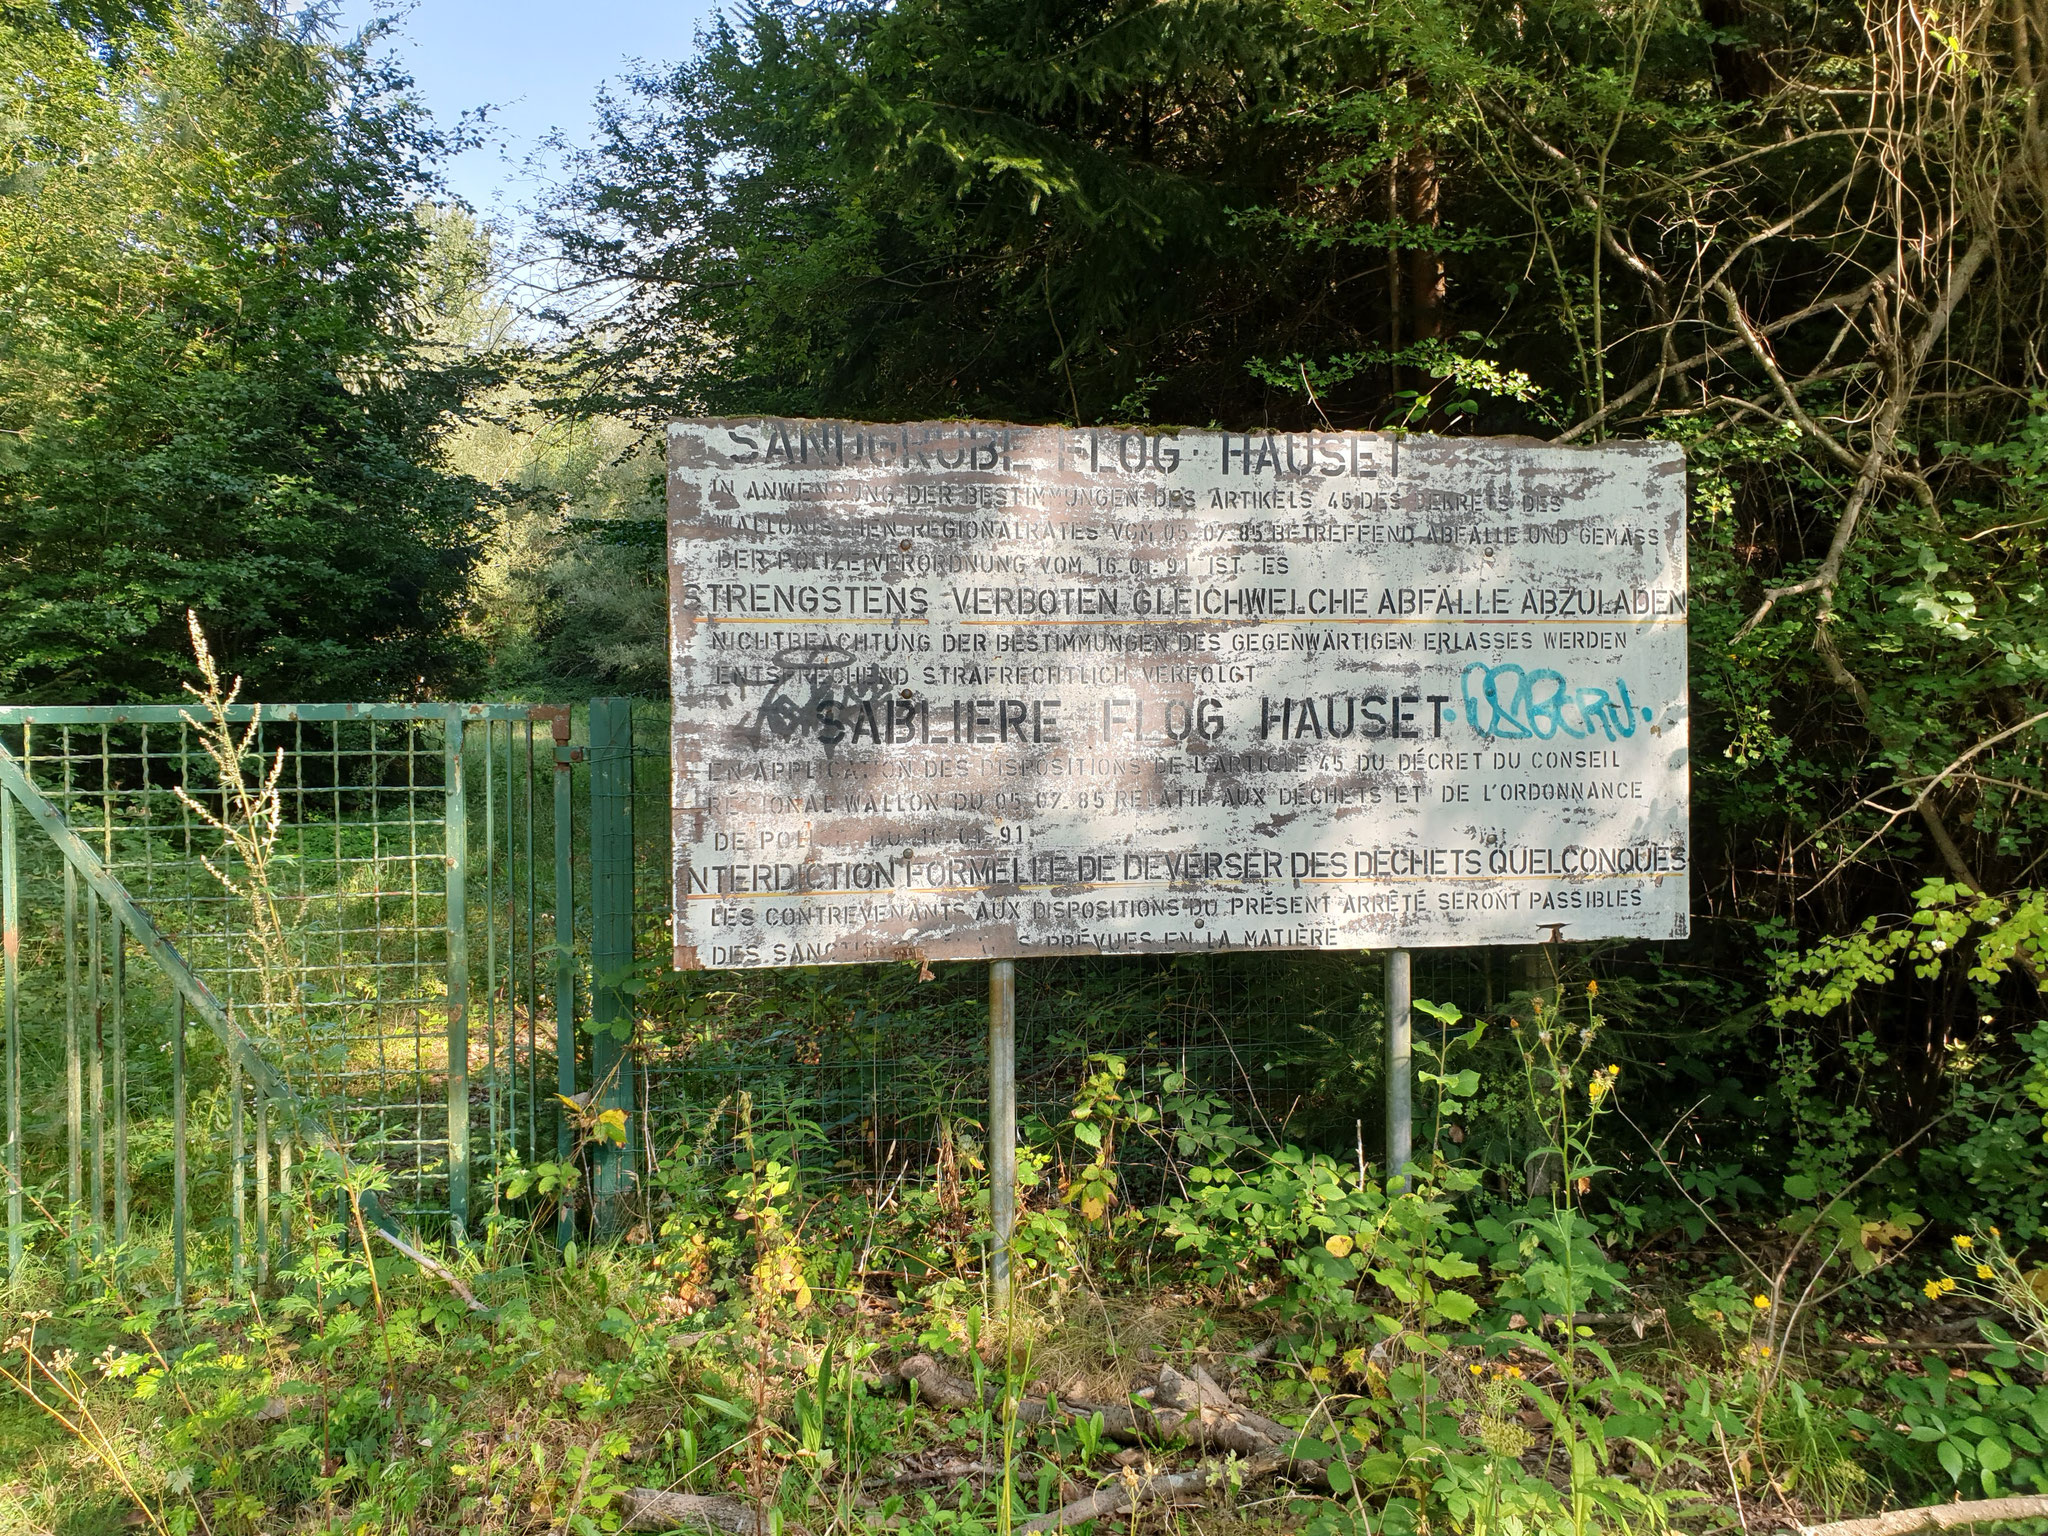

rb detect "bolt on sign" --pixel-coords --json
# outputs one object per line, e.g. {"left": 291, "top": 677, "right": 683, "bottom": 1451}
{"left": 668, "top": 419, "right": 1688, "bottom": 970}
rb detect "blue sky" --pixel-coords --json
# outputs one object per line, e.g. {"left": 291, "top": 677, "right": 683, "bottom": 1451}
{"left": 333, "top": 0, "right": 720, "bottom": 220}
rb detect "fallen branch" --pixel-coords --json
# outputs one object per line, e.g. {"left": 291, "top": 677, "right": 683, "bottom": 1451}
{"left": 1018, "top": 1454, "right": 1284, "bottom": 1534}
{"left": 895, "top": 1353, "right": 1292, "bottom": 1458}
{"left": 1231, "top": 1335, "right": 1282, "bottom": 1374}
{"left": 1799, "top": 1495, "right": 2048, "bottom": 1536}
{"left": 619, "top": 1491, "right": 767, "bottom": 1534}
{"left": 1156, "top": 1363, "right": 1294, "bottom": 1455}
{"left": 371, "top": 1225, "right": 487, "bottom": 1313}
{"left": 862, "top": 1456, "right": 997, "bottom": 1492}
{"left": 892, "top": 1351, "right": 1326, "bottom": 1493}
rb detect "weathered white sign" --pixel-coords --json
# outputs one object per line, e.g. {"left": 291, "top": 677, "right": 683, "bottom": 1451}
{"left": 668, "top": 419, "right": 1688, "bottom": 969}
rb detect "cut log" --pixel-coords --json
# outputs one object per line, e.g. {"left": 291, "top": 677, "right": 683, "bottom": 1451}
{"left": 618, "top": 1491, "right": 766, "bottom": 1534}
{"left": 1155, "top": 1363, "right": 1292, "bottom": 1453}
{"left": 1157, "top": 1363, "right": 1233, "bottom": 1412}
{"left": 893, "top": 1352, "right": 1307, "bottom": 1468}
{"left": 1017, "top": 1454, "right": 1285, "bottom": 1534}
{"left": 897, "top": 1359, "right": 1277, "bottom": 1458}
{"left": 863, "top": 1453, "right": 997, "bottom": 1491}
{"left": 895, "top": 1354, "right": 991, "bottom": 1412}
{"left": 1799, "top": 1497, "right": 2048, "bottom": 1536}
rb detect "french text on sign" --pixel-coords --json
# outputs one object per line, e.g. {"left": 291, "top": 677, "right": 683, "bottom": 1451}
{"left": 669, "top": 420, "right": 1689, "bottom": 969}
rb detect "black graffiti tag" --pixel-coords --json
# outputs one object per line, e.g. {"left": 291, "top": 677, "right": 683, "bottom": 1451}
{"left": 739, "top": 643, "right": 898, "bottom": 755}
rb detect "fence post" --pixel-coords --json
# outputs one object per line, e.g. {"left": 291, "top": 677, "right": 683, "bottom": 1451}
{"left": 587, "top": 699, "right": 635, "bottom": 1237}
{"left": 988, "top": 960, "right": 1016, "bottom": 1314}
{"left": 444, "top": 713, "right": 471, "bottom": 1242}
{"left": 550, "top": 712, "right": 576, "bottom": 1248}
{"left": 2, "top": 789, "right": 18, "bottom": 1282}
{"left": 64, "top": 864, "right": 79, "bottom": 1277}
{"left": 172, "top": 995, "right": 186, "bottom": 1310}
{"left": 112, "top": 927, "right": 126, "bottom": 1248}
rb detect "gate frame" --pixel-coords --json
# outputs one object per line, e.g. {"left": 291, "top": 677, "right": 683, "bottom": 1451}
{"left": 0, "top": 701, "right": 568, "bottom": 1272}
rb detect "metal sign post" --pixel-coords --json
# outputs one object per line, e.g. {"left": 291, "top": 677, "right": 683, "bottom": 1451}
{"left": 1385, "top": 949, "right": 1412, "bottom": 1190}
{"left": 989, "top": 959, "right": 1016, "bottom": 1312}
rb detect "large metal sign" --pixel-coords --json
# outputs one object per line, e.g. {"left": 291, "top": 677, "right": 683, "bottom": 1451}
{"left": 668, "top": 419, "right": 1688, "bottom": 969}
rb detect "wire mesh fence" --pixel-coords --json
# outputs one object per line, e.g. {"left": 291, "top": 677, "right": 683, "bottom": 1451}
{"left": 0, "top": 704, "right": 559, "bottom": 1284}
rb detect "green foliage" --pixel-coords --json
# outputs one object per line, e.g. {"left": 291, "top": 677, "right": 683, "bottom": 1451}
{"left": 1845, "top": 1336, "right": 2048, "bottom": 1501}
{"left": 0, "top": 0, "right": 499, "bottom": 701}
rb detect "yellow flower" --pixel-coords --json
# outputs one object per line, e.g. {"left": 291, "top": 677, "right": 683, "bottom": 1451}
{"left": 1925, "top": 1280, "right": 1945, "bottom": 1300}
{"left": 1978, "top": 1265, "right": 1995, "bottom": 1280}
{"left": 1942, "top": 1276, "right": 1960, "bottom": 1293}
{"left": 1752, "top": 1294, "right": 1771, "bottom": 1310}
{"left": 1470, "top": 1362, "right": 1484, "bottom": 1375}
{"left": 1954, "top": 1235, "right": 1975, "bottom": 1251}
{"left": 1758, "top": 1345, "right": 1772, "bottom": 1357}
{"left": 1587, "top": 979, "right": 1599, "bottom": 997}
{"left": 1589, "top": 1077, "right": 1609, "bottom": 1103}
{"left": 1991, "top": 1227, "right": 2001, "bottom": 1238}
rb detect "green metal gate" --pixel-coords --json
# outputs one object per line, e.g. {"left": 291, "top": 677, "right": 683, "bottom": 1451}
{"left": 0, "top": 700, "right": 606, "bottom": 1289}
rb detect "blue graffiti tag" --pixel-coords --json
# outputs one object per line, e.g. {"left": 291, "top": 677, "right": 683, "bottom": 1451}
{"left": 1459, "top": 663, "right": 1656, "bottom": 742}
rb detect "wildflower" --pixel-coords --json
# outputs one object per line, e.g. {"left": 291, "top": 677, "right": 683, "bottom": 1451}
{"left": 1505, "top": 1365, "right": 1525, "bottom": 1379}
{"left": 1978, "top": 1265, "right": 1995, "bottom": 1280}
{"left": 1954, "top": 1235, "right": 1975, "bottom": 1251}
{"left": 1759, "top": 1345, "right": 1773, "bottom": 1358}
{"left": 1753, "top": 1294, "right": 1771, "bottom": 1310}
{"left": 1587, "top": 979, "right": 1599, "bottom": 997}
{"left": 1925, "top": 1280, "right": 1943, "bottom": 1300}
{"left": 1476, "top": 1413, "right": 1536, "bottom": 1460}
{"left": 48, "top": 1349, "right": 77, "bottom": 1375}
{"left": 1470, "top": 1363, "right": 1484, "bottom": 1375}
{"left": 1991, "top": 1227, "right": 2002, "bottom": 1238}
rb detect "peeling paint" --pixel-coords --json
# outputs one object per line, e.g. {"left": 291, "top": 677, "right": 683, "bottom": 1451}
{"left": 668, "top": 419, "right": 1689, "bottom": 969}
